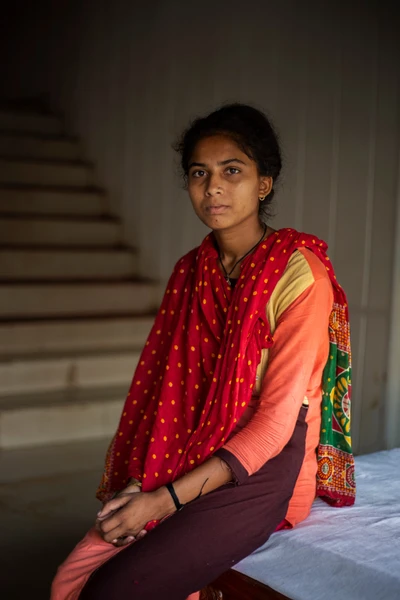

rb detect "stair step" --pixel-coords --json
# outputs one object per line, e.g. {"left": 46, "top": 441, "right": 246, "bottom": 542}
{"left": 0, "top": 316, "right": 153, "bottom": 356}
{"left": 0, "top": 248, "right": 138, "bottom": 280}
{"left": 0, "top": 186, "right": 107, "bottom": 216}
{"left": 0, "top": 387, "right": 126, "bottom": 448}
{"left": 0, "top": 281, "right": 159, "bottom": 319}
{"left": 0, "top": 436, "right": 109, "bottom": 483}
{"left": 0, "top": 348, "right": 140, "bottom": 396}
{"left": 0, "top": 132, "right": 81, "bottom": 160}
{"left": 0, "top": 215, "right": 122, "bottom": 246}
{"left": 0, "top": 110, "right": 63, "bottom": 135}
{"left": 0, "top": 158, "right": 96, "bottom": 187}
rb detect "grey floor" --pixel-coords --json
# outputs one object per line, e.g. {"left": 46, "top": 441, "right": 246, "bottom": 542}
{"left": 0, "top": 438, "right": 110, "bottom": 600}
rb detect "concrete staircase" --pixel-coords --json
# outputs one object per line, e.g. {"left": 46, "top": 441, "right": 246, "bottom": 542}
{"left": 0, "top": 103, "right": 157, "bottom": 449}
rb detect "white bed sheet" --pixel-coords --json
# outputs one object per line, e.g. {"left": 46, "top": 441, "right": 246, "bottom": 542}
{"left": 234, "top": 449, "right": 400, "bottom": 600}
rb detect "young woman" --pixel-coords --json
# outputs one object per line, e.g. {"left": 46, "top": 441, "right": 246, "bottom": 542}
{"left": 52, "top": 104, "right": 355, "bottom": 600}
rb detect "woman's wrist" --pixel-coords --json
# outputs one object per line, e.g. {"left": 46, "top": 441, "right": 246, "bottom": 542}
{"left": 152, "top": 485, "right": 177, "bottom": 519}
{"left": 109, "top": 479, "right": 142, "bottom": 500}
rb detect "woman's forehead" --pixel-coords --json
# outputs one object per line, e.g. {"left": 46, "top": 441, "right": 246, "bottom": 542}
{"left": 190, "top": 134, "right": 248, "bottom": 165}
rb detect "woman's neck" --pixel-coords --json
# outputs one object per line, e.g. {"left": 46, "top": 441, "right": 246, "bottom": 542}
{"left": 214, "top": 221, "right": 269, "bottom": 271}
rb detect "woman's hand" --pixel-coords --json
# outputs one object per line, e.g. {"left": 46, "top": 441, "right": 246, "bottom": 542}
{"left": 96, "top": 483, "right": 145, "bottom": 547}
{"left": 96, "top": 456, "right": 232, "bottom": 547}
{"left": 96, "top": 487, "right": 175, "bottom": 547}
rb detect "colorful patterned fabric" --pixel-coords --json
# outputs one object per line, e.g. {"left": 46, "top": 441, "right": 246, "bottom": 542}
{"left": 318, "top": 300, "right": 355, "bottom": 505}
{"left": 97, "top": 228, "right": 356, "bottom": 523}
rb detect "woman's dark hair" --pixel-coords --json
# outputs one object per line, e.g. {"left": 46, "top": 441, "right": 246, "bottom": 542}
{"left": 173, "top": 103, "right": 282, "bottom": 221}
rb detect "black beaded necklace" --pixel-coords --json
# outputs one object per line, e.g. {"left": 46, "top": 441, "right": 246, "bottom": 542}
{"left": 218, "top": 223, "right": 267, "bottom": 287}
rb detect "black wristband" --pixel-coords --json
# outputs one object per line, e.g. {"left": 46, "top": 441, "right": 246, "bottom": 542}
{"left": 165, "top": 482, "right": 185, "bottom": 511}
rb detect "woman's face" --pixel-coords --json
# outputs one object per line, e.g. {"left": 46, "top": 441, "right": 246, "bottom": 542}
{"left": 187, "top": 135, "right": 271, "bottom": 232}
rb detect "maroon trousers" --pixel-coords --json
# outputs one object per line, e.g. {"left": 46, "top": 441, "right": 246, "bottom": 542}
{"left": 79, "top": 407, "right": 308, "bottom": 600}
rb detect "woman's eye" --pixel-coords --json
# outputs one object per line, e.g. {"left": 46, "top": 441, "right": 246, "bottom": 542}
{"left": 227, "top": 167, "right": 240, "bottom": 175}
{"left": 192, "top": 170, "right": 206, "bottom": 178}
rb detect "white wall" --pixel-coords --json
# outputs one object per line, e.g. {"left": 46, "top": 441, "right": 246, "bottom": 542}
{"left": 2, "top": 0, "right": 400, "bottom": 453}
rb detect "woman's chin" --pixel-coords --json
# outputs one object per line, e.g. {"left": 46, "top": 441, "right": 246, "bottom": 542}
{"left": 202, "top": 214, "right": 234, "bottom": 231}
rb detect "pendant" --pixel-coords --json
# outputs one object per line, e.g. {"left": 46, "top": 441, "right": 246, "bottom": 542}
{"left": 225, "top": 276, "right": 231, "bottom": 286}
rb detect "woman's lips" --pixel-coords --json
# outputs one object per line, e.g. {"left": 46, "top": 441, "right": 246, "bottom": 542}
{"left": 206, "top": 205, "right": 230, "bottom": 215}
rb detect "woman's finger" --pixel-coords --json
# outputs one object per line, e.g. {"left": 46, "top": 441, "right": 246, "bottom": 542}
{"left": 112, "top": 535, "right": 136, "bottom": 547}
{"left": 103, "top": 523, "right": 127, "bottom": 544}
{"left": 136, "top": 529, "right": 148, "bottom": 540}
{"left": 95, "top": 506, "right": 119, "bottom": 531}
{"left": 97, "top": 494, "right": 132, "bottom": 520}
{"left": 99, "top": 511, "right": 124, "bottom": 536}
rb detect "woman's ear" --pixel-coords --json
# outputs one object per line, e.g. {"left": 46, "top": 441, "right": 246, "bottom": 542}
{"left": 259, "top": 176, "right": 273, "bottom": 198}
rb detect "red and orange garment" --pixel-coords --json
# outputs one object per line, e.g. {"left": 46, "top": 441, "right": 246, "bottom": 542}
{"left": 97, "top": 228, "right": 356, "bottom": 524}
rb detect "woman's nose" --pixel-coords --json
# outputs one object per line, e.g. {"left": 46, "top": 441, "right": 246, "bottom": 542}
{"left": 205, "top": 173, "right": 222, "bottom": 196}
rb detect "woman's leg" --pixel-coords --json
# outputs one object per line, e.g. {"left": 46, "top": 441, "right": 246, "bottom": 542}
{"left": 79, "top": 409, "right": 307, "bottom": 600}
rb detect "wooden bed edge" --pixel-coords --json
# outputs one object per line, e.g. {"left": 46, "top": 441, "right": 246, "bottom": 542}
{"left": 201, "top": 569, "right": 291, "bottom": 600}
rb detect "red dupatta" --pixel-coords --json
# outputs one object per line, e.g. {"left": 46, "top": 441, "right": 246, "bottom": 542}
{"left": 97, "top": 228, "right": 355, "bottom": 519}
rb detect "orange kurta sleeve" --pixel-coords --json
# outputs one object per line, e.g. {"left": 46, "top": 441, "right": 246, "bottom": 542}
{"left": 216, "top": 250, "right": 333, "bottom": 497}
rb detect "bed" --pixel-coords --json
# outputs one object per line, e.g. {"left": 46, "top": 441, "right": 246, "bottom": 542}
{"left": 207, "top": 449, "right": 400, "bottom": 600}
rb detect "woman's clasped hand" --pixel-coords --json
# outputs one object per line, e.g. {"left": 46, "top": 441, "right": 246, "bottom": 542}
{"left": 95, "top": 483, "right": 174, "bottom": 547}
